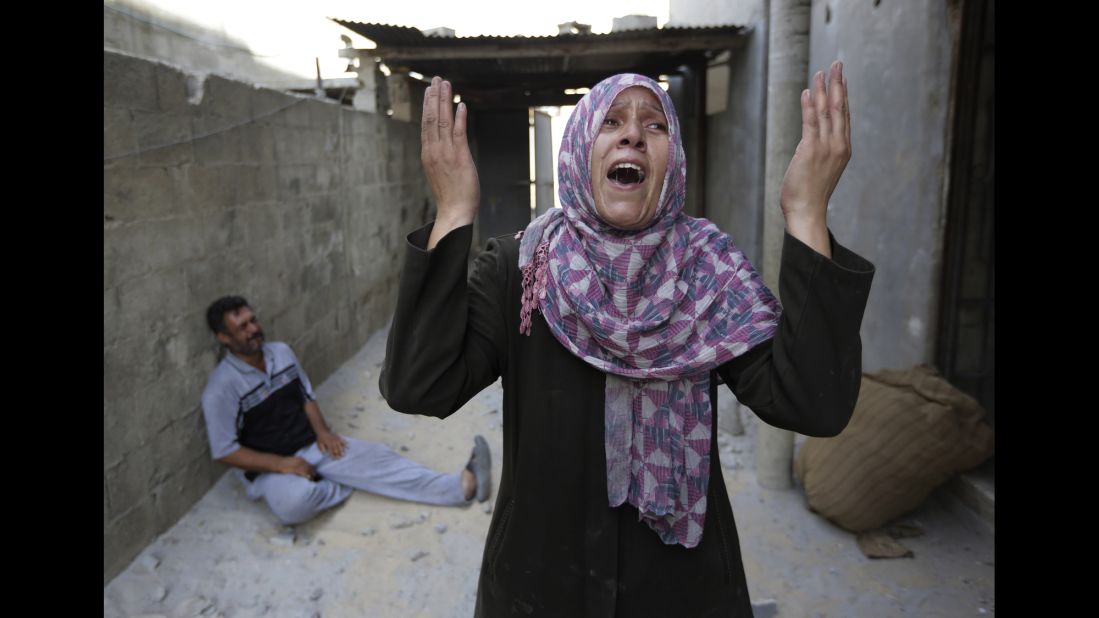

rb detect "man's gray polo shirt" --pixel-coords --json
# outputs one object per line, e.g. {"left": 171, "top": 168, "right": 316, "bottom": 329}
{"left": 201, "top": 341, "right": 317, "bottom": 461}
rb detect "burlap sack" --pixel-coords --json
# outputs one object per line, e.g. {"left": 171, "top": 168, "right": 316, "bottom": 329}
{"left": 793, "top": 364, "right": 994, "bottom": 532}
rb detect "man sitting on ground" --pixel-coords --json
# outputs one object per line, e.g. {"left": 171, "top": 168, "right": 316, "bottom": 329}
{"left": 201, "top": 295, "right": 491, "bottom": 525}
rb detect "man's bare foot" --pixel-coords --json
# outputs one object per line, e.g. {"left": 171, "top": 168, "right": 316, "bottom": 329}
{"left": 461, "top": 468, "right": 476, "bottom": 501}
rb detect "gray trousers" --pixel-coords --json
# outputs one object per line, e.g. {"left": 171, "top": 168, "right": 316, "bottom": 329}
{"left": 240, "top": 436, "right": 469, "bottom": 524}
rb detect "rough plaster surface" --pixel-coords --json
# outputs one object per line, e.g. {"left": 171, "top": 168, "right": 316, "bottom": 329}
{"left": 104, "top": 324, "right": 994, "bottom": 617}
{"left": 104, "top": 49, "right": 431, "bottom": 583}
{"left": 809, "top": 0, "right": 956, "bottom": 372}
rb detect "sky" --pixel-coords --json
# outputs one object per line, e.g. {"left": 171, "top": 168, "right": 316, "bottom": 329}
{"left": 112, "top": 0, "right": 674, "bottom": 210}
{"left": 119, "top": 0, "right": 671, "bottom": 81}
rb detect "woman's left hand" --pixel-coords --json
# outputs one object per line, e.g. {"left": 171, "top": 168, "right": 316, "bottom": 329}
{"left": 779, "top": 60, "right": 851, "bottom": 234}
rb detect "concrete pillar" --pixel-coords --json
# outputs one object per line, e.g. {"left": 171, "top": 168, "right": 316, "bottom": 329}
{"left": 756, "top": 0, "right": 811, "bottom": 490}
{"left": 533, "top": 110, "right": 554, "bottom": 217}
{"left": 352, "top": 60, "right": 387, "bottom": 113}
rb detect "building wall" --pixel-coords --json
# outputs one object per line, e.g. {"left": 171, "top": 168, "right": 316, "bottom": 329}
{"left": 669, "top": 0, "right": 768, "bottom": 267}
{"left": 808, "top": 0, "right": 958, "bottom": 371}
{"left": 103, "top": 49, "right": 430, "bottom": 583}
{"left": 673, "top": 0, "right": 959, "bottom": 372}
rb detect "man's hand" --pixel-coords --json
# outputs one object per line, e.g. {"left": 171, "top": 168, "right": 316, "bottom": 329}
{"left": 316, "top": 430, "right": 348, "bottom": 459}
{"left": 279, "top": 456, "right": 317, "bottom": 480}
{"left": 779, "top": 60, "right": 851, "bottom": 257}
{"left": 422, "top": 76, "right": 480, "bottom": 249}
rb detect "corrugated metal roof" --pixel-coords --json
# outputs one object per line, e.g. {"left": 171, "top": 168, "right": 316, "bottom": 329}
{"left": 330, "top": 20, "right": 749, "bottom": 49}
{"left": 329, "top": 20, "right": 750, "bottom": 108}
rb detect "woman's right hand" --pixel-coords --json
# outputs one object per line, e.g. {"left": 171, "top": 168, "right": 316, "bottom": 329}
{"left": 422, "top": 76, "right": 480, "bottom": 249}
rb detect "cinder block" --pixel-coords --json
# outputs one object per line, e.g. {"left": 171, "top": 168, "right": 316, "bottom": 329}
{"left": 196, "top": 75, "right": 252, "bottom": 120}
{"left": 105, "top": 445, "right": 160, "bottom": 515}
{"left": 308, "top": 194, "right": 340, "bottom": 225}
{"left": 104, "top": 477, "right": 111, "bottom": 523}
{"left": 239, "top": 123, "right": 276, "bottom": 164}
{"left": 276, "top": 163, "right": 319, "bottom": 198}
{"left": 147, "top": 411, "right": 210, "bottom": 485}
{"left": 104, "top": 50, "right": 158, "bottom": 111}
{"left": 155, "top": 63, "right": 191, "bottom": 113}
{"left": 131, "top": 110, "right": 194, "bottom": 167}
{"left": 192, "top": 114, "right": 243, "bottom": 164}
{"left": 108, "top": 268, "right": 188, "bottom": 348}
{"left": 315, "top": 165, "right": 342, "bottom": 195}
{"left": 152, "top": 454, "right": 217, "bottom": 526}
{"left": 105, "top": 216, "right": 205, "bottom": 287}
{"left": 104, "top": 499, "right": 157, "bottom": 585}
{"left": 186, "top": 164, "right": 240, "bottom": 211}
{"left": 104, "top": 396, "right": 144, "bottom": 469}
{"left": 236, "top": 203, "right": 281, "bottom": 243}
{"left": 308, "top": 99, "right": 340, "bottom": 127}
{"left": 274, "top": 127, "right": 327, "bottom": 165}
{"left": 104, "top": 165, "right": 187, "bottom": 222}
{"left": 104, "top": 337, "right": 158, "bottom": 403}
{"left": 104, "top": 108, "right": 138, "bottom": 162}
{"left": 185, "top": 257, "right": 233, "bottom": 312}
{"left": 250, "top": 164, "right": 279, "bottom": 203}
{"left": 252, "top": 86, "right": 291, "bottom": 119}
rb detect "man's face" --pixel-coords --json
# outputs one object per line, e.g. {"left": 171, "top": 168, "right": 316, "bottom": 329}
{"left": 589, "top": 86, "right": 670, "bottom": 231}
{"left": 216, "top": 306, "right": 265, "bottom": 356}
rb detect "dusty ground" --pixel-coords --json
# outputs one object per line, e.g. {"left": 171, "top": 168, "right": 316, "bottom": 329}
{"left": 104, "top": 324, "right": 994, "bottom": 617}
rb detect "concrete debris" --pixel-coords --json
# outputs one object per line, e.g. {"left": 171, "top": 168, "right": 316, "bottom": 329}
{"left": 750, "top": 599, "right": 778, "bottom": 618}
{"left": 172, "top": 596, "right": 216, "bottom": 617}
{"left": 410, "top": 550, "right": 429, "bottom": 562}
{"left": 407, "top": 432, "right": 415, "bottom": 439}
{"left": 317, "top": 539, "right": 325, "bottom": 546}
{"left": 484, "top": 408, "right": 499, "bottom": 416}
{"left": 390, "top": 518, "right": 417, "bottom": 530}
{"left": 348, "top": 422, "right": 359, "bottom": 429}
{"left": 978, "top": 609, "right": 987, "bottom": 615}
{"left": 153, "top": 584, "right": 169, "bottom": 602}
{"left": 434, "top": 523, "right": 448, "bottom": 534}
{"left": 418, "top": 511, "right": 430, "bottom": 522}
{"left": 354, "top": 406, "right": 365, "bottom": 412}
{"left": 489, "top": 421, "right": 497, "bottom": 430}
{"left": 309, "top": 588, "right": 324, "bottom": 601}
{"left": 270, "top": 527, "right": 296, "bottom": 546}
{"left": 139, "top": 554, "right": 161, "bottom": 572}
{"left": 360, "top": 527, "right": 376, "bottom": 536}
{"left": 400, "top": 445, "right": 409, "bottom": 452}
{"left": 483, "top": 502, "right": 493, "bottom": 514}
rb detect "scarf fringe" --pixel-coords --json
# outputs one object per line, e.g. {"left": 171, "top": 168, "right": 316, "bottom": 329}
{"left": 519, "top": 239, "right": 550, "bottom": 336}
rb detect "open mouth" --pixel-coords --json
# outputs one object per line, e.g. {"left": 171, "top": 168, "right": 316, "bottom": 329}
{"left": 607, "top": 162, "right": 646, "bottom": 186}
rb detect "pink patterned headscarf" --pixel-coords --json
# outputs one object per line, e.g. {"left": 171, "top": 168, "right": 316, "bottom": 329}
{"left": 517, "top": 74, "right": 781, "bottom": 548}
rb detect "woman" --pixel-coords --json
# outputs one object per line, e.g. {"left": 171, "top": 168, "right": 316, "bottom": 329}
{"left": 382, "top": 66, "right": 874, "bottom": 617}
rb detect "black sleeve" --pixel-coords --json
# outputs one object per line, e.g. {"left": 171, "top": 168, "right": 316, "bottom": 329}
{"left": 717, "top": 230, "right": 875, "bottom": 437}
{"left": 379, "top": 222, "right": 508, "bottom": 418}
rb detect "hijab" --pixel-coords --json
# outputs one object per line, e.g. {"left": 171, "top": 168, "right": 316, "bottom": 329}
{"left": 517, "top": 73, "right": 781, "bottom": 547}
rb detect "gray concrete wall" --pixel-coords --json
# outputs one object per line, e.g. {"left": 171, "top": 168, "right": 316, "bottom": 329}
{"left": 808, "top": 0, "right": 958, "bottom": 371}
{"left": 701, "top": 23, "right": 768, "bottom": 268}
{"left": 669, "top": 0, "right": 767, "bottom": 269}
{"left": 104, "top": 49, "right": 430, "bottom": 583}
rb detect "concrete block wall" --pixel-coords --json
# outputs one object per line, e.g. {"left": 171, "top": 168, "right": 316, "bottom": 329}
{"left": 103, "top": 49, "right": 430, "bottom": 583}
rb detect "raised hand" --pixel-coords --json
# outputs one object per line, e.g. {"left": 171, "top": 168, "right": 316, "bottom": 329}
{"left": 422, "top": 76, "right": 480, "bottom": 249}
{"left": 779, "top": 61, "right": 851, "bottom": 257}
